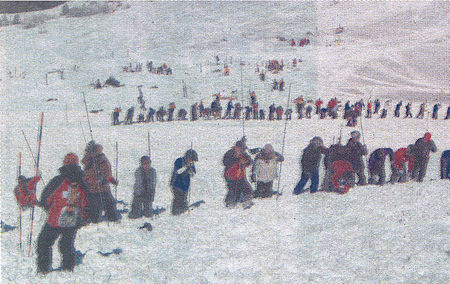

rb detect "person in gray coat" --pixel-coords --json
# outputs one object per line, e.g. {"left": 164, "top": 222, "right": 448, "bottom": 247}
{"left": 345, "top": 131, "right": 368, "bottom": 185}
{"left": 411, "top": 132, "right": 437, "bottom": 182}
{"left": 129, "top": 156, "right": 157, "bottom": 219}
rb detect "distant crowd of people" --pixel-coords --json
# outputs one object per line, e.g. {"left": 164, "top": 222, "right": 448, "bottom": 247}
{"left": 111, "top": 94, "right": 450, "bottom": 126}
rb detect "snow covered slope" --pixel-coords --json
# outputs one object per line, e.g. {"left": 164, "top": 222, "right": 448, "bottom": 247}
{"left": 1, "top": 1, "right": 449, "bottom": 283}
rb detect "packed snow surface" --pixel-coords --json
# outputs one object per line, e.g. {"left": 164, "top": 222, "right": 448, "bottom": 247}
{"left": 1, "top": 1, "right": 449, "bottom": 283}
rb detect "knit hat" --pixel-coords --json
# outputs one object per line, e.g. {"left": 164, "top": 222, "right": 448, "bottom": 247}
{"left": 263, "top": 144, "right": 274, "bottom": 154}
{"left": 424, "top": 132, "right": 431, "bottom": 142}
{"left": 64, "top": 153, "right": 79, "bottom": 165}
{"left": 351, "top": 131, "right": 361, "bottom": 139}
{"left": 310, "top": 136, "right": 323, "bottom": 146}
{"left": 184, "top": 149, "right": 198, "bottom": 162}
{"left": 140, "top": 155, "right": 151, "bottom": 165}
{"left": 235, "top": 137, "right": 247, "bottom": 149}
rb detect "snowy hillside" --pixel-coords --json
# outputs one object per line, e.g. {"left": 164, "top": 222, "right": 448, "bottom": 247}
{"left": 1, "top": 1, "right": 449, "bottom": 283}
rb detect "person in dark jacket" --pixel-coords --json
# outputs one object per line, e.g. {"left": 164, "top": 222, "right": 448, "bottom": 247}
{"left": 223, "top": 138, "right": 254, "bottom": 208}
{"left": 368, "top": 148, "right": 394, "bottom": 185}
{"left": 125, "top": 107, "right": 134, "bottom": 125}
{"left": 411, "top": 132, "right": 437, "bottom": 182}
{"left": 293, "top": 137, "right": 328, "bottom": 194}
{"left": 170, "top": 149, "right": 198, "bottom": 215}
{"left": 223, "top": 100, "right": 234, "bottom": 119}
{"left": 321, "top": 142, "right": 355, "bottom": 193}
{"left": 146, "top": 107, "right": 155, "bottom": 122}
{"left": 394, "top": 101, "right": 402, "bottom": 118}
{"left": 374, "top": 99, "right": 381, "bottom": 114}
{"left": 345, "top": 131, "right": 368, "bottom": 185}
{"left": 432, "top": 104, "right": 440, "bottom": 119}
{"left": 112, "top": 107, "right": 121, "bottom": 125}
{"left": 268, "top": 104, "right": 276, "bottom": 121}
{"left": 404, "top": 103, "right": 412, "bottom": 118}
{"left": 129, "top": 156, "right": 157, "bottom": 219}
{"left": 441, "top": 150, "right": 450, "bottom": 179}
{"left": 416, "top": 103, "right": 425, "bottom": 119}
{"left": 445, "top": 106, "right": 450, "bottom": 119}
{"left": 36, "top": 153, "right": 89, "bottom": 274}
{"left": 191, "top": 103, "right": 198, "bottom": 121}
{"left": 81, "top": 141, "right": 119, "bottom": 223}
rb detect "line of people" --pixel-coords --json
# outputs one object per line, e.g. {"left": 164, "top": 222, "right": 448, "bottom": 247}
{"left": 112, "top": 96, "right": 450, "bottom": 126}
{"left": 14, "top": 132, "right": 447, "bottom": 274}
{"left": 293, "top": 131, "right": 439, "bottom": 196}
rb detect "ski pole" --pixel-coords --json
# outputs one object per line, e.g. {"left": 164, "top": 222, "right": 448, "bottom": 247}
{"left": 82, "top": 93, "right": 107, "bottom": 226}
{"left": 82, "top": 92, "right": 95, "bottom": 141}
{"left": 147, "top": 131, "right": 151, "bottom": 158}
{"left": 21, "top": 130, "right": 46, "bottom": 186}
{"left": 114, "top": 141, "right": 118, "bottom": 200}
{"left": 240, "top": 59, "right": 245, "bottom": 137}
{"left": 28, "top": 112, "right": 44, "bottom": 257}
{"left": 18, "top": 152, "right": 22, "bottom": 250}
{"left": 277, "top": 84, "right": 291, "bottom": 199}
{"left": 80, "top": 121, "right": 87, "bottom": 144}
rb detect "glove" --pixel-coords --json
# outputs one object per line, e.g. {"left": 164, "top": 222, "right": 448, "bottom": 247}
{"left": 109, "top": 177, "right": 118, "bottom": 186}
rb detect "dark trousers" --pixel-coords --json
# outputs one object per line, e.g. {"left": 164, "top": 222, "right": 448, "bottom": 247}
{"left": 37, "top": 223, "right": 77, "bottom": 273}
{"left": 293, "top": 169, "right": 319, "bottom": 194}
{"left": 390, "top": 163, "right": 409, "bottom": 183}
{"left": 412, "top": 158, "right": 428, "bottom": 182}
{"left": 87, "top": 191, "right": 118, "bottom": 223}
{"left": 369, "top": 168, "right": 386, "bottom": 185}
{"left": 171, "top": 187, "right": 188, "bottom": 215}
{"left": 224, "top": 179, "right": 253, "bottom": 207}
{"left": 254, "top": 181, "right": 274, "bottom": 198}
{"left": 355, "top": 168, "right": 367, "bottom": 185}
{"left": 129, "top": 194, "right": 153, "bottom": 218}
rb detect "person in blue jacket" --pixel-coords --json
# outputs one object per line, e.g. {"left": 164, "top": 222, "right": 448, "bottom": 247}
{"left": 368, "top": 148, "right": 394, "bottom": 185}
{"left": 170, "top": 149, "right": 198, "bottom": 215}
{"left": 440, "top": 150, "right": 450, "bottom": 179}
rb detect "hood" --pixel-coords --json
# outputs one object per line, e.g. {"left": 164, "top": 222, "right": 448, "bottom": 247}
{"left": 59, "top": 164, "right": 85, "bottom": 183}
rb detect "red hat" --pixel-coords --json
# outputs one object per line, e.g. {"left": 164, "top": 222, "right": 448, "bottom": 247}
{"left": 424, "top": 132, "right": 431, "bottom": 142}
{"left": 64, "top": 153, "right": 79, "bottom": 165}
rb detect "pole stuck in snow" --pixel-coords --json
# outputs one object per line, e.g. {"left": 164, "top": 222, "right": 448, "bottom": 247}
{"left": 147, "top": 131, "right": 151, "bottom": 159}
{"left": 17, "top": 152, "right": 22, "bottom": 250}
{"left": 114, "top": 141, "right": 118, "bottom": 200}
{"left": 82, "top": 92, "right": 94, "bottom": 141}
{"left": 240, "top": 59, "right": 245, "bottom": 137}
{"left": 277, "top": 83, "right": 292, "bottom": 199}
{"left": 28, "top": 112, "right": 44, "bottom": 257}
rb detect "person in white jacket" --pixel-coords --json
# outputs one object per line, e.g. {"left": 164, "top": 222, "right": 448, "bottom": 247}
{"left": 251, "top": 144, "right": 284, "bottom": 198}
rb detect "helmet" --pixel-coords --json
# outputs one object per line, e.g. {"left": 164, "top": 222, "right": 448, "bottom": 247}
{"left": 185, "top": 149, "right": 198, "bottom": 162}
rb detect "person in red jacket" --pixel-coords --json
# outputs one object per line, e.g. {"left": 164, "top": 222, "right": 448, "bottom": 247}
{"left": 391, "top": 145, "right": 414, "bottom": 183}
{"left": 223, "top": 138, "right": 253, "bottom": 208}
{"left": 14, "top": 175, "right": 40, "bottom": 209}
{"left": 315, "top": 98, "right": 323, "bottom": 115}
{"left": 36, "top": 153, "right": 89, "bottom": 274}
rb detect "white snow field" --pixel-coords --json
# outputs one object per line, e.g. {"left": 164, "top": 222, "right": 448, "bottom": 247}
{"left": 1, "top": 1, "right": 449, "bottom": 283}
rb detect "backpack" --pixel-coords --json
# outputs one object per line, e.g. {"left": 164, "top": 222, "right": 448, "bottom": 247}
{"left": 57, "top": 182, "right": 82, "bottom": 227}
{"left": 225, "top": 163, "right": 244, "bottom": 181}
